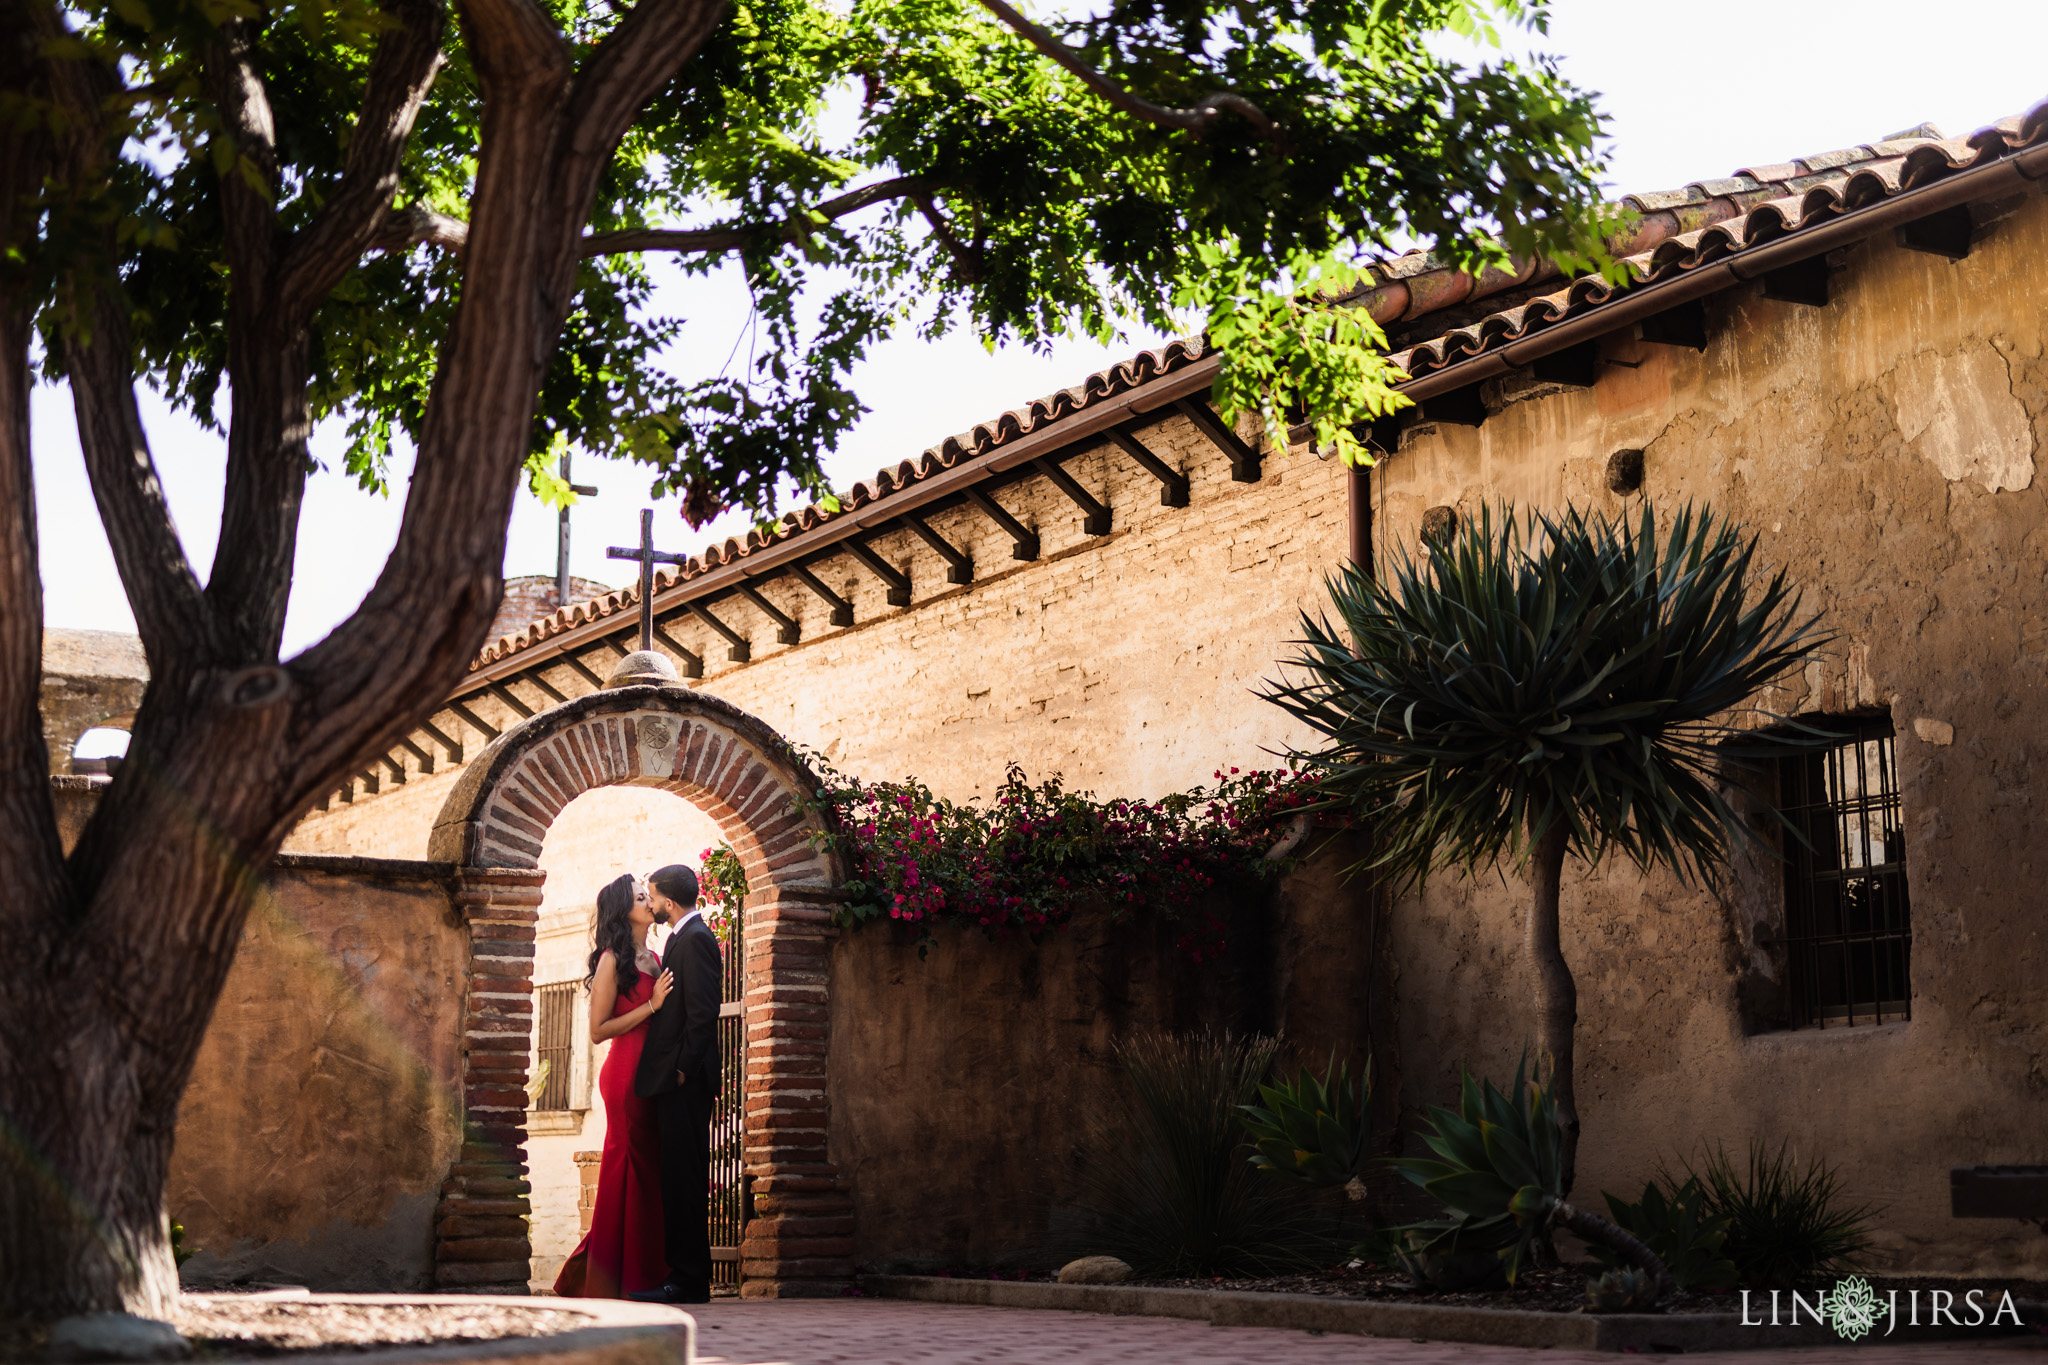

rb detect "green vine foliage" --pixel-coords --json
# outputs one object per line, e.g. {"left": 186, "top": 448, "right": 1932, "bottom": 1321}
{"left": 797, "top": 756, "right": 1321, "bottom": 958}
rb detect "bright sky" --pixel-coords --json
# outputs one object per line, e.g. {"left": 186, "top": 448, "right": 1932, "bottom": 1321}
{"left": 31, "top": 0, "right": 2048, "bottom": 654}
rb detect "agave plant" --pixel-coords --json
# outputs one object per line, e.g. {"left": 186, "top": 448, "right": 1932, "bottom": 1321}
{"left": 1592, "top": 1176, "right": 1738, "bottom": 1291}
{"left": 1239, "top": 1057, "right": 1372, "bottom": 1191}
{"left": 1394, "top": 1060, "right": 1676, "bottom": 1304}
{"left": 1264, "top": 502, "right": 1827, "bottom": 1192}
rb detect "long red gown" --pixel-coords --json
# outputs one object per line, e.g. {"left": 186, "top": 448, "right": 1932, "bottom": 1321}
{"left": 553, "top": 969, "right": 665, "bottom": 1298}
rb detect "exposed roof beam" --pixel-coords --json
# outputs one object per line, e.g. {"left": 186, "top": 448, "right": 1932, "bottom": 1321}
{"left": 382, "top": 754, "right": 407, "bottom": 784}
{"left": 1172, "top": 398, "right": 1261, "bottom": 482}
{"left": 790, "top": 564, "right": 854, "bottom": 627}
{"left": 902, "top": 514, "right": 973, "bottom": 585}
{"left": 1898, "top": 205, "right": 1973, "bottom": 260}
{"left": 1106, "top": 427, "right": 1189, "bottom": 507}
{"left": 652, "top": 622, "right": 705, "bottom": 679}
{"left": 1762, "top": 255, "right": 1829, "bottom": 307}
{"left": 397, "top": 734, "right": 436, "bottom": 775}
{"left": 560, "top": 651, "right": 607, "bottom": 689}
{"left": 420, "top": 719, "right": 465, "bottom": 764}
{"left": 844, "top": 540, "right": 912, "bottom": 606}
{"left": 736, "top": 584, "right": 800, "bottom": 645}
{"left": 1530, "top": 341, "right": 1598, "bottom": 388}
{"left": 489, "top": 683, "right": 536, "bottom": 719}
{"left": 965, "top": 488, "right": 1039, "bottom": 561}
{"left": 449, "top": 700, "right": 501, "bottom": 741}
{"left": 685, "top": 600, "right": 752, "bottom": 662}
{"left": 1034, "top": 456, "right": 1111, "bottom": 536}
{"left": 1638, "top": 301, "right": 1708, "bottom": 350}
{"left": 360, "top": 769, "right": 380, "bottom": 796}
{"left": 527, "top": 671, "right": 570, "bottom": 705}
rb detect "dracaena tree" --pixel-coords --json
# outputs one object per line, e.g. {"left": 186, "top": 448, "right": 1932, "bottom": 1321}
{"left": 1263, "top": 504, "right": 1826, "bottom": 1195}
{"left": 0, "top": 0, "right": 1614, "bottom": 1322}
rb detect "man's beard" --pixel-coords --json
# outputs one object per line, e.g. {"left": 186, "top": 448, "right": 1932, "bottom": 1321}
{"left": 652, "top": 907, "right": 671, "bottom": 925}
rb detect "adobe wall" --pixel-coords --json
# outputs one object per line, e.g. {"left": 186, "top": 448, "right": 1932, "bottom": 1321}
{"left": 824, "top": 830, "right": 1388, "bottom": 1271}
{"left": 168, "top": 855, "right": 466, "bottom": 1291}
{"left": 1370, "top": 193, "right": 2048, "bottom": 1276}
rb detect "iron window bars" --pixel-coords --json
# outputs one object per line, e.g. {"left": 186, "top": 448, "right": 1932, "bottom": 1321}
{"left": 1778, "top": 716, "right": 1912, "bottom": 1027}
{"left": 534, "top": 981, "right": 579, "bottom": 1111}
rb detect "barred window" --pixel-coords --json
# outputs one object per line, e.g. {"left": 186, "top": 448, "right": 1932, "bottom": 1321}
{"left": 534, "top": 981, "right": 579, "bottom": 1111}
{"left": 1779, "top": 717, "right": 1911, "bottom": 1027}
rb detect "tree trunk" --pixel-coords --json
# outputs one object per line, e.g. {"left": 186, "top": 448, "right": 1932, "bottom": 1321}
{"left": 1526, "top": 819, "right": 1579, "bottom": 1196}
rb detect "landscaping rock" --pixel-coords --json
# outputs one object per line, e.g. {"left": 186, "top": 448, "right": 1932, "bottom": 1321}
{"left": 46, "top": 1313, "right": 192, "bottom": 1363}
{"left": 1057, "top": 1256, "right": 1133, "bottom": 1285}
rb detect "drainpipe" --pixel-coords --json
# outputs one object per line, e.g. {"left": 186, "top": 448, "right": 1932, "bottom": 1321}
{"left": 1347, "top": 460, "right": 1372, "bottom": 579}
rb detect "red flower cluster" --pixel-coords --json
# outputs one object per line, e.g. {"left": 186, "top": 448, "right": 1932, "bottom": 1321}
{"left": 796, "top": 756, "right": 1325, "bottom": 957}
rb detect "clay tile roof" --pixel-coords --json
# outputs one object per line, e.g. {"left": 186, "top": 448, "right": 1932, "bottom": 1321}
{"left": 467, "top": 97, "right": 2048, "bottom": 675}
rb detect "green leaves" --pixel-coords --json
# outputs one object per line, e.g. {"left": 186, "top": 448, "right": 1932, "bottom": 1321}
{"left": 1593, "top": 1177, "right": 1738, "bottom": 1291}
{"left": 27, "top": 0, "right": 1617, "bottom": 527}
{"left": 1239, "top": 1055, "right": 1371, "bottom": 1188}
{"left": 1263, "top": 502, "right": 1831, "bottom": 892}
{"left": 1388, "top": 1056, "right": 1563, "bottom": 1284}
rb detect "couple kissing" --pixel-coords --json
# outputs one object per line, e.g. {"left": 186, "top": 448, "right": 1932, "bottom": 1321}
{"left": 554, "top": 864, "right": 722, "bottom": 1304}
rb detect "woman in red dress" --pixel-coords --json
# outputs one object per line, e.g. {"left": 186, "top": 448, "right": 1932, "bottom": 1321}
{"left": 554, "top": 873, "right": 673, "bottom": 1298}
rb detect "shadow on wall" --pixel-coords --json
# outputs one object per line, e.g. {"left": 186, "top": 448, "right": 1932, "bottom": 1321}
{"left": 169, "top": 858, "right": 467, "bottom": 1291}
{"left": 828, "top": 827, "right": 1391, "bottom": 1272}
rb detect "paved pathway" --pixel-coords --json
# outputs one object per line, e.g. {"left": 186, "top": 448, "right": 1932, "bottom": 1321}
{"left": 689, "top": 1299, "right": 2048, "bottom": 1365}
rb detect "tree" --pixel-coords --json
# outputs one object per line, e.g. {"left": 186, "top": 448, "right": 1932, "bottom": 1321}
{"left": 0, "top": 0, "right": 1614, "bottom": 1322}
{"left": 1263, "top": 504, "right": 1825, "bottom": 1195}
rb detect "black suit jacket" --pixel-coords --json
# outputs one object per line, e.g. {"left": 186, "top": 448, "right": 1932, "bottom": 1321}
{"left": 634, "top": 914, "right": 723, "bottom": 1100}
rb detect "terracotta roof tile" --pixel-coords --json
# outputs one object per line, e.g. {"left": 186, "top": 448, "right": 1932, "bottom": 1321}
{"left": 469, "top": 97, "right": 2048, "bottom": 674}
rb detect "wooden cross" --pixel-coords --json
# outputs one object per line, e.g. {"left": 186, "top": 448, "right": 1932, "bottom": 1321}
{"left": 607, "top": 509, "right": 688, "bottom": 653}
{"left": 555, "top": 449, "right": 600, "bottom": 610}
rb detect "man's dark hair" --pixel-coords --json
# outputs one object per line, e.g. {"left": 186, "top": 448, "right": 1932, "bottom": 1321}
{"left": 650, "top": 863, "right": 699, "bottom": 908}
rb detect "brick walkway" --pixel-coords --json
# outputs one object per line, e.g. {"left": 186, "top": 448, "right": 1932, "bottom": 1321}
{"left": 689, "top": 1299, "right": 2048, "bottom": 1364}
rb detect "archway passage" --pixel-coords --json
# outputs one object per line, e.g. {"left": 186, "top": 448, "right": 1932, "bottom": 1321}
{"left": 429, "top": 685, "right": 848, "bottom": 1299}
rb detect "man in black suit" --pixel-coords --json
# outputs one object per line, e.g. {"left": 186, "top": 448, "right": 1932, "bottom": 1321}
{"left": 627, "top": 863, "right": 723, "bottom": 1305}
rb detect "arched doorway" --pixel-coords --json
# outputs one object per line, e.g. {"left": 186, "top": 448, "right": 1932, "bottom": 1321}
{"left": 428, "top": 682, "right": 848, "bottom": 1299}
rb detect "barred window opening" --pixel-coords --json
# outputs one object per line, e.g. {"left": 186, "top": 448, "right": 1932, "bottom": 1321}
{"left": 534, "top": 980, "right": 579, "bottom": 1111}
{"left": 1779, "top": 716, "right": 1911, "bottom": 1027}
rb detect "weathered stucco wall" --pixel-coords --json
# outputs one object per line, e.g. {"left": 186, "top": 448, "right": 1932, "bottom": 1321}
{"left": 825, "top": 832, "right": 1384, "bottom": 1271}
{"left": 40, "top": 628, "right": 147, "bottom": 773}
{"left": 1371, "top": 194, "right": 2048, "bottom": 1276}
{"left": 170, "top": 855, "right": 466, "bottom": 1290}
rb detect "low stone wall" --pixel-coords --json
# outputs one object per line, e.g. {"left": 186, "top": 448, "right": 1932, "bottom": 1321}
{"left": 171, "top": 855, "right": 468, "bottom": 1291}
{"left": 823, "top": 830, "right": 1385, "bottom": 1272}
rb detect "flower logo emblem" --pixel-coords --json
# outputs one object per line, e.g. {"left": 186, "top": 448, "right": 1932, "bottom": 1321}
{"left": 1825, "top": 1275, "right": 1885, "bottom": 1341}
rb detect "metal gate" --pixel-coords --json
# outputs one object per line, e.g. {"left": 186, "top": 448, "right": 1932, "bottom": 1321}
{"left": 709, "top": 919, "right": 747, "bottom": 1289}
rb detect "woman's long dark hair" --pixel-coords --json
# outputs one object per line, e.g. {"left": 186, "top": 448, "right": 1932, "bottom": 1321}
{"left": 585, "top": 873, "right": 640, "bottom": 996}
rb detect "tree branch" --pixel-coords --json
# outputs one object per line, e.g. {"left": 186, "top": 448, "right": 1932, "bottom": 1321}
{"left": 31, "top": 1, "right": 209, "bottom": 666}
{"left": 370, "top": 202, "right": 471, "bottom": 253}
{"left": 909, "top": 186, "right": 981, "bottom": 284}
{"left": 276, "top": 0, "right": 448, "bottom": 322}
{"left": 971, "top": 0, "right": 1281, "bottom": 143}
{"left": 0, "top": 0, "right": 73, "bottom": 944}
{"left": 200, "top": 22, "right": 282, "bottom": 308}
{"left": 580, "top": 174, "right": 927, "bottom": 256}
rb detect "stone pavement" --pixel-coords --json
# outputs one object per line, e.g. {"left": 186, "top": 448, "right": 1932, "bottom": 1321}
{"left": 690, "top": 1299, "right": 2048, "bottom": 1364}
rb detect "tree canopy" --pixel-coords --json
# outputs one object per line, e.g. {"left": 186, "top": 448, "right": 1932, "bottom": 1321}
{"left": 26, "top": 0, "right": 1614, "bottom": 524}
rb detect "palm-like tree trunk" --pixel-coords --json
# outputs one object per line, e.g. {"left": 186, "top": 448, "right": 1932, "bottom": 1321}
{"left": 1526, "top": 818, "right": 1579, "bottom": 1196}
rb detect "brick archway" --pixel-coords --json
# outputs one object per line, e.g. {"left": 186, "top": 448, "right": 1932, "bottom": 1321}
{"left": 429, "top": 684, "right": 849, "bottom": 1298}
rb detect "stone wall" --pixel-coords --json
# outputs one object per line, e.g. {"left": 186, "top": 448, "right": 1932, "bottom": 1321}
{"left": 825, "top": 831, "right": 1385, "bottom": 1270}
{"left": 40, "top": 628, "right": 147, "bottom": 773}
{"left": 1369, "top": 195, "right": 2048, "bottom": 1276}
{"left": 170, "top": 855, "right": 466, "bottom": 1291}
